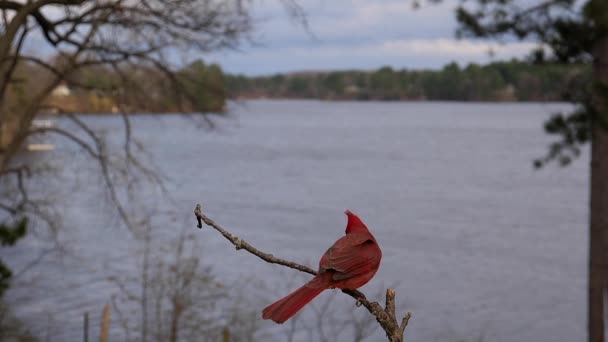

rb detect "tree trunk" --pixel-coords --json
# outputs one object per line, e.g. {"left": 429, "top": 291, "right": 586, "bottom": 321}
{"left": 590, "top": 35, "right": 608, "bottom": 342}
{"left": 590, "top": 119, "right": 607, "bottom": 342}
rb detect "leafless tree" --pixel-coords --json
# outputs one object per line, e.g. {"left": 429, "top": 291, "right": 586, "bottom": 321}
{"left": 0, "top": 0, "right": 306, "bottom": 306}
{"left": 0, "top": 1, "right": 233, "bottom": 226}
{"left": 106, "top": 212, "right": 396, "bottom": 342}
{"left": 0, "top": 0, "right": 306, "bottom": 231}
{"left": 109, "top": 222, "right": 228, "bottom": 342}
{"left": 220, "top": 276, "right": 273, "bottom": 342}
{"left": 0, "top": 3, "right": 306, "bottom": 341}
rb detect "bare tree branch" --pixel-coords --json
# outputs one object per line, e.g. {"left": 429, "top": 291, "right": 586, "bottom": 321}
{"left": 194, "top": 205, "right": 413, "bottom": 342}
{"left": 27, "top": 126, "right": 99, "bottom": 158}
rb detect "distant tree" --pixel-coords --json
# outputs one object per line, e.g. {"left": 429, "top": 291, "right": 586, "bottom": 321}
{"left": 370, "top": 66, "right": 398, "bottom": 99}
{"left": 179, "top": 60, "right": 227, "bottom": 112}
{"left": 323, "top": 72, "right": 345, "bottom": 97}
{"left": 287, "top": 77, "right": 309, "bottom": 96}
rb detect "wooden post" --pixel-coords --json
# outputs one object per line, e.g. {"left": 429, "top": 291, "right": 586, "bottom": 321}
{"left": 222, "top": 327, "right": 230, "bottom": 342}
{"left": 100, "top": 304, "right": 110, "bottom": 342}
{"left": 83, "top": 312, "right": 89, "bottom": 342}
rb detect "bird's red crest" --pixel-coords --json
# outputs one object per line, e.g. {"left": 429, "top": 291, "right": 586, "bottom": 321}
{"left": 344, "top": 210, "right": 368, "bottom": 234}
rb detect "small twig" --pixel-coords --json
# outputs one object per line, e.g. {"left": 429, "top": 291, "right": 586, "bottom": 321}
{"left": 400, "top": 312, "right": 412, "bottom": 336}
{"left": 193, "top": 205, "right": 412, "bottom": 342}
{"left": 0, "top": 202, "right": 17, "bottom": 214}
{"left": 13, "top": 247, "right": 54, "bottom": 279}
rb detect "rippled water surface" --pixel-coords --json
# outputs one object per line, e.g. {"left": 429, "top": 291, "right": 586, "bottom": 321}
{"left": 5, "top": 100, "right": 587, "bottom": 341}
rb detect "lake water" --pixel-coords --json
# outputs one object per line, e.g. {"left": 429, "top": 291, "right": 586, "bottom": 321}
{"left": 4, "top": 100, "right": 587, "bottom": 341}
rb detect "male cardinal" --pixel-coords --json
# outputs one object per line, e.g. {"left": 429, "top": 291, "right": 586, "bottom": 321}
{"left": 262, "top": 210, "right": 382, "bottom": 323}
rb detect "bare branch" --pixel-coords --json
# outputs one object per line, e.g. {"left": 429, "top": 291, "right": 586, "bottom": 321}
{"left": 194, "top": 206, "right": 413, "bottom": 342}
{"left": 0, "top": 202, "right": 16, "bottom": 214}
{"left": 0, "top": 165, "right": 29, "bottom": 177}
{"left": 195, "top": 210, "right": 317, "bottom": 275}
{"left": 27, "top": 127, "right": 100, "bottom": 159}
{"left": 12, "top": 247, "right": 55, "bottom": 279}
{"left": 0, "top": 22, "right": 28, "bottom": 100}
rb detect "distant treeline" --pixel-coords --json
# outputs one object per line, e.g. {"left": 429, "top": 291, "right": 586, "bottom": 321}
{"left": 226, "top": 60, "right": 589, "bottom": 102}
{"left": 67, "top": 59, "right": 227, "bottom": 113}
{"left": 11, "top": 58, "right": 228, "bottom": 115}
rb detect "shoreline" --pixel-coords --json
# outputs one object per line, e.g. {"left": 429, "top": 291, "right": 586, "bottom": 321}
{"left": 39, "top": 98, "right": 573, "bottom": 116}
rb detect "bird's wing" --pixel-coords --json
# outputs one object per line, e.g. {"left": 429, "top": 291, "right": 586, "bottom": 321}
{"left": 319, "top": 233, "right": 380, "bottom": 280}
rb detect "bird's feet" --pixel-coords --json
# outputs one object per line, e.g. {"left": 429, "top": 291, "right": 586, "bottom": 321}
{"left": 342, "top": 289, "right": 367, "bottom": 307}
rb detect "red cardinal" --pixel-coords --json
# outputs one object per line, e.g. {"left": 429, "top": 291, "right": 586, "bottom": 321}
{"left": 262, "top": 210, "right": 382, "bottom": 323}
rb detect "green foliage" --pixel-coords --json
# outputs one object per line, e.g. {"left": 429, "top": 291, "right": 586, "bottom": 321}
{"left": 0, "top": 217, "right": 27, "bottom": 247}
{"left": 0, "top": 218, "right": 27, "bottom": 298}
{"left": 226, "top": 60, "right": 588, "bottom": 102}
{"left": 454, "top": 0, "right": 607, "bottom": 167}
{"left": 178, "top": 59, "right": 227, "bottom": 112}
{"left": 75, "top": 66, "right": 119, "bottom": 91}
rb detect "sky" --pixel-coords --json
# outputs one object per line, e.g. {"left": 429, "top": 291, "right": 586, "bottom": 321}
{"left": 205, "top": 0, "right": 539, "bottom": 76}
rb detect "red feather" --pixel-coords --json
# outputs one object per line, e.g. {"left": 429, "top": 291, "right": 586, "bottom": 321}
{"left": 262, "top": 210, "right": 382, "bottom": 323}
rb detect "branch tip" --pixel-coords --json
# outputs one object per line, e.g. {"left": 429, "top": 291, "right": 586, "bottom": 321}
{"left": 400, "top": 312, "right": 412, "bottom": 334}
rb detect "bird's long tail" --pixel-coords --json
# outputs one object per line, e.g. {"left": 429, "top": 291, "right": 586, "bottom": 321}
{"left": 262, "top": 274, "right": 328, "bottom": 323}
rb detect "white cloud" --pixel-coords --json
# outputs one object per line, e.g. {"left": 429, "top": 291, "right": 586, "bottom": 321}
{"left": 249, "top": 0, "right": 457, "bottom": 48}
{"left": 380, "top": 39, "right": 539, "bottom": 58}
{"left": 202, "top": 1, "right": 543, "bottom": 75}
{"left": 207, "top": 38, "right": 538, "bottom": 75}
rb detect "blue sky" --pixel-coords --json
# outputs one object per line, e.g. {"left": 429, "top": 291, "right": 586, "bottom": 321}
{"left": 205, "top": 0, "right": 538, "bottom": 76}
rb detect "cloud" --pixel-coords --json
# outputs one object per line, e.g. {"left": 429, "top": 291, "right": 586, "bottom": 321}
{"left": 200, "top": 1, "right": 539, "bottom": 75}
{"left": 21, "top": 0, "right": 531, "bottom": 76}
{"left": 380, "top": 39, "right": 538, "bottom": 58}
{"left": 249, "top": 0, "right": 457, "bottom": 48}
{"left": 207, "top": 38, "right": 538, "bottom": 75}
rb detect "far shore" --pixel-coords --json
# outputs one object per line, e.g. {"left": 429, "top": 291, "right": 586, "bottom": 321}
{"left": 39, "top": 97, "right": 572, "bottom": 116}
